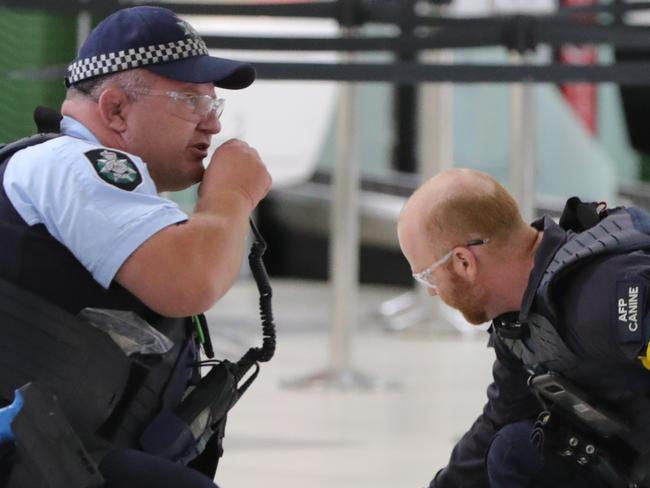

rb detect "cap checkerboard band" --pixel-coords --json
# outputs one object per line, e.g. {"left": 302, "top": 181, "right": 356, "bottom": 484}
{"left": 66, "top": 37, "right": 209, "bottom": 85}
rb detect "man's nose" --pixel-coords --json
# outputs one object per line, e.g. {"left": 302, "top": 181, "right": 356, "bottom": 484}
{"left": 199, "top": 112, "right": 221, "bottom": 134}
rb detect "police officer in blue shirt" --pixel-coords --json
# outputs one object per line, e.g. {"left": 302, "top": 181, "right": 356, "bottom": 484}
{"left": 0, "top": 6, "right": 271, "bottom": 488}
{"left": 398, "top": 169, "right": 650, "bottom": 488}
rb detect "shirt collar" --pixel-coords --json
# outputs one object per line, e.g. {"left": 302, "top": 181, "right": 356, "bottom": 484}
{"left": 60, "top": 116, "right": 101, "bottom": 145}
{"left": 519, "top": 216, "right": 568, "bottom": 318}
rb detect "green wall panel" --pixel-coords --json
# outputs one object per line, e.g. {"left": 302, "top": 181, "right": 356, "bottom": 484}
{"left": 0, "top": 8, "right": 77, "bottom": 142}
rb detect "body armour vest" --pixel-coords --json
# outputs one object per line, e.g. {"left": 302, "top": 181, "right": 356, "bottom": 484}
{"left": 494, "top": 206, "right": 650, "bottom": 453}
{"left": 0, "top": 134, "right": 199, "bottom": 460}
{"left": 0, "top": 143, "right": 151, "bottom": 316}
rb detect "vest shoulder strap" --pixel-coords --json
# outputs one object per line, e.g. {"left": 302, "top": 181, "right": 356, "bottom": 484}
{"left": 540, "top": 207, "right": 650, "bottom": 291}
{"left": 0, "top": 133, "right": 61, "bottom": 165}
{"left": 495, "top": 312, "right": 581, "bottom": 373}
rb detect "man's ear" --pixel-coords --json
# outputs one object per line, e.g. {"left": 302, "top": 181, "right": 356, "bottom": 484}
{"left": 97, "top": 87, "right": 130, "bottom": 132}
{"left": 452, "top": 247, "right": 479, "bottom": 282}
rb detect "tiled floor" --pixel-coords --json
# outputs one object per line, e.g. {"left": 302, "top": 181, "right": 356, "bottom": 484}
{"left": 205, "top": 279, "right": 495, "bottom": 488}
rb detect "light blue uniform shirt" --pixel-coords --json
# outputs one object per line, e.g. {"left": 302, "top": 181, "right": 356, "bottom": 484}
{"left": 2, "top": 116, "right": 188, "bottom": 288}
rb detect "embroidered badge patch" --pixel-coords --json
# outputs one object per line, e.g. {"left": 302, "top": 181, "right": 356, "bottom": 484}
{"left": 615, "top": 281, "right": 644, "bottom": 345}
{"left": 84, "top": 149, "right": 142, "bottom": 191}
{"left": 177, "top": 19, "right": 201, "bottom": 41}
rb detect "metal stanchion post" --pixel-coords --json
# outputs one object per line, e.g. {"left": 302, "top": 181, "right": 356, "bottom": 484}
{"left": 283, "top": 36, "right": 397, "bottom": 390}
{"left": 379, "top": 49, "right": 464, "bottom": 335}
{"left": 76, "top": 9, "right": 92, "bottom": 50}
{"left": 416, "top": 49, "right": 458, "bottom": 334}
{"left": 509, "top": 52, "right": 536, "bottom": 221}
{"left": 329, "top": 77, "right": 359, "bottom": 375}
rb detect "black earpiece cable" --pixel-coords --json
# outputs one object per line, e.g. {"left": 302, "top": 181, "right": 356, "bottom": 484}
{"left": 233, "top": 219, "right": 276, "bottom": 382}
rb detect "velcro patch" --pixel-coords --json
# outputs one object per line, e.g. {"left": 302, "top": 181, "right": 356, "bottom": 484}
{"left": 84, "top": 149, "right": 142, "bottom": 191}
{"left": 615, "top": 281, "right": 644, "bottom": 345}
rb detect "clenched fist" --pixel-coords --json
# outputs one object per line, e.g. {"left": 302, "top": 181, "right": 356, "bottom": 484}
{"left": 199, "top": 139, "right": 272, "bottom": 209}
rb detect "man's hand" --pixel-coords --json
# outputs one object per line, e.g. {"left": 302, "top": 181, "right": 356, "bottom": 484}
{"left": 198, "top": 139, "right": 271, "bottom": 211}
{"left": 116, "top": 139, "right": 271, "bottom": 317}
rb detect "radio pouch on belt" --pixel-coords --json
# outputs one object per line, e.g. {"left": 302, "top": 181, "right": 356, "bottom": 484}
{"left": 138, "top": 220, "right": 275, "bottom": 478}
{"left": 528, "top": 372, "right": 645, "bottom": 487}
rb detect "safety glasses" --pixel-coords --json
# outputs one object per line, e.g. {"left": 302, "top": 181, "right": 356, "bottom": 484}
{"left": 412, "top": 238, "right": 490, "bottom": 290}
{"left": 127, "top": 88, "right": 225, "bottom": 123}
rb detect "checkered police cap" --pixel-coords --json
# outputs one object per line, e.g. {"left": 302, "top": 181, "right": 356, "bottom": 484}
{"left": 65, "top": 6, "right": 255, "bottom": 89}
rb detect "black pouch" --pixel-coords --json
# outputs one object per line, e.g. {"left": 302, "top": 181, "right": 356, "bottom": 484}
{"left": 7, "top": 383, "right": 105, "bottom": 488}
{"left": 530, "top": 410, "right": 636, "bottom": 487}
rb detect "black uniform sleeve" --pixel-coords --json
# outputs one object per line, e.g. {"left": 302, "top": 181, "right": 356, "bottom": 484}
{"left": 430, "top": 332, "right": 541, "bottom": 488}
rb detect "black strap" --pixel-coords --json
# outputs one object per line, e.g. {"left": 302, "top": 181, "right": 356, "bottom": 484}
{"left": 0, "top": 133, "right": 60, "bottom": 165}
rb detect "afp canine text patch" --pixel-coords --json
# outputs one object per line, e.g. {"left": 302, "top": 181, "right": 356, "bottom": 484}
{"left": 84, "top": 149, "right": 142, "bottom": 191}
{"left": 615, "top": 281, "right": 644, "bottom": 344}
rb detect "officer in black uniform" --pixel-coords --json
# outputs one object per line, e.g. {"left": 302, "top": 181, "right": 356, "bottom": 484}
{"left": 0, "top": 5, "right": 271, "bottom": 488}
{"left": 398, "top": 168, "right": 650, "bottom": 488}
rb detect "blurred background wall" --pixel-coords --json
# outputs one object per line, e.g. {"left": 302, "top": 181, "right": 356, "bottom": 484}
{"left": 0, "top": 6, "right": 76, "bottom": 141}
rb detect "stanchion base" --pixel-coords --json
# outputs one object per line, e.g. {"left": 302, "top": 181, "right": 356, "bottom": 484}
{"left": 281, "top": 368, "right": 400, "bottom": 391}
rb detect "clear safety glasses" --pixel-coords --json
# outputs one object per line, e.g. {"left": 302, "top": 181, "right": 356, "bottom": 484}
{"left": 412, "top": 238, "right": 490, "bottom": 290}
{"left": 127, "top": 89, "right": 225, "bottom": 123}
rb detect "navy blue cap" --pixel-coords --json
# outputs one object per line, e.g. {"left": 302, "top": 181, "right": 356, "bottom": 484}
{"left": 65, "top": 6, "right": 255, "bottom": 89}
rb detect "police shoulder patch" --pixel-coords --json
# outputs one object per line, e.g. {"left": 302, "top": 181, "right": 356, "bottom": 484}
{"left": 84, "top": 148, "right": 142, "bottom": 191}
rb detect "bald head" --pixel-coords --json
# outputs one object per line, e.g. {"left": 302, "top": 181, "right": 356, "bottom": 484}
{"left": 399, "top": 169, "right": 526, "bottom": 257}
{"left": 398, "top": 169, "right": 541, "bottom": 323}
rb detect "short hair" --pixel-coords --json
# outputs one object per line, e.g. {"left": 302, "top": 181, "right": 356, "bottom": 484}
{"left": 65, "top": 69, "right": 149, "bottom": 101}
{"left": 424, "top": 171, "right": 525, "bottom": 251}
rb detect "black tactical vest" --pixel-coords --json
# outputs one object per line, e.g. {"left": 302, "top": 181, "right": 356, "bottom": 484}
{"left": 494, "top": 206, "right": 650, "bottom": 453}
{"left": 0, "top": 139, "right": 153, "bottom": 316}
{"left": 0, "top": 128, "right": 199, "bottom": 461}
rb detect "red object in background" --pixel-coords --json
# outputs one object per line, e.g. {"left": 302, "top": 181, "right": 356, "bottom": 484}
{"left": 559, "top": 0, "right": 598, "bottom": 135}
